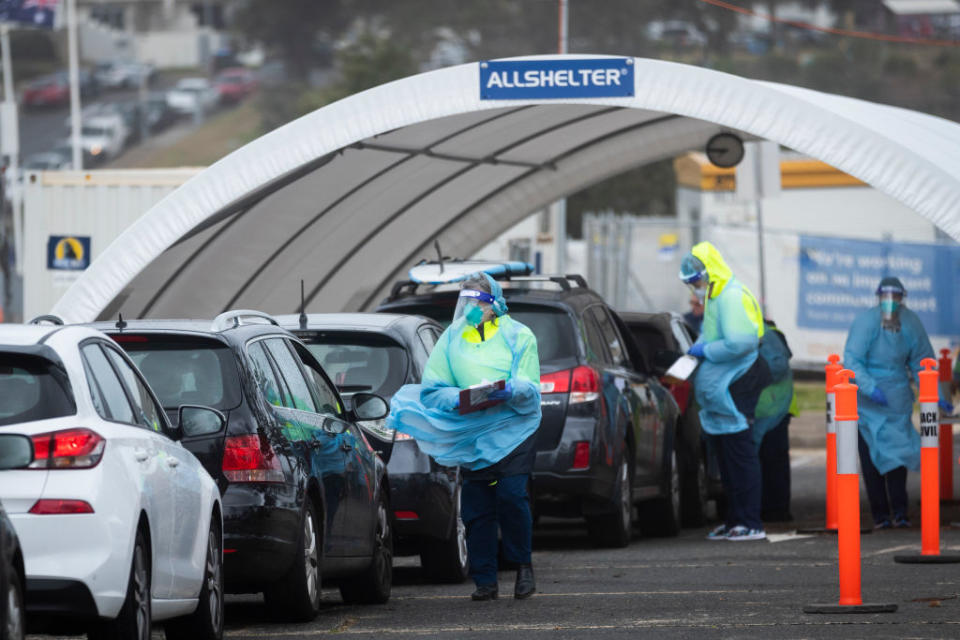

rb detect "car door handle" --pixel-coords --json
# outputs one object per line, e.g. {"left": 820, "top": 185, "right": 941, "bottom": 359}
{"left": 166, "top": 457, "right": 180, "bottom": 468}
{"left": 134, "top": 449, "right": 149, "bottom": 462}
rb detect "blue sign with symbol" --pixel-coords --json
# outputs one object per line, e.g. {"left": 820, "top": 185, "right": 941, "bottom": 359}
{"left": 0, "top": 0, "right": 57, "bottom": 29}
{"left": 479, "top": 58, "right": 634, "bottom": 100}
{"left": 47, "top": 235, "right": 90, "bottom": 271}
{"left": 797, "top": 235, "right": 960, "bottom": 336}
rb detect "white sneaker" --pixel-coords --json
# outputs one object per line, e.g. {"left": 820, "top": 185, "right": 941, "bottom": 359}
{"left": 706, "top": 524, "right": 729, "bottom": 540}
{"left": 726, "top": 526, "right": 766, "bottom": 541}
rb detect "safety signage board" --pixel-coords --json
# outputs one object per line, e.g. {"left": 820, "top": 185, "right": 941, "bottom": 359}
{"left": 479, "top": 58, "right": 634, "bottom": 100}
{"left": 797, "top": 235, "right": 960, "bottom": 335}
{"left": 47, "top": 235, "right": 90, "bottom": 271}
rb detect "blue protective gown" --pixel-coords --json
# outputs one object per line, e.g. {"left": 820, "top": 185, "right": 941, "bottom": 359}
{"left": 690, "top": 242, "right": 765, "bottom": 435}
{"left": 844, "top": 306, "right": 934, "bottom": 474}
{"left": 386, "top": 314, "right": 542, "bottom": 470}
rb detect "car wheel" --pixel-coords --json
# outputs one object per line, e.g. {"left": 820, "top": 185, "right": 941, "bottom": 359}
{"left": 680, "top": 445, "right": 709, "bottom": 527}
{"left": 339, "top": 491, "right": 392, "bottom": 604}
{"left": 164, "top": 518, "right": 223, "bottom": 640}
{"left": 638, "top": 441, "right": 682, "bottom": 538}
{"left": 264, "top": 501, "right": 321, "bottom": 622}
{"left": 89, "top": 528, "right": 151, "bottom": 640}
{"left": 5, "top": 563, "right": 25, "bottom": 640}
{"left": 419, "top": 485, "right": 469, "bottom": 584}
{"left": 586, "top": 452, "right": 633, "bottom": 548}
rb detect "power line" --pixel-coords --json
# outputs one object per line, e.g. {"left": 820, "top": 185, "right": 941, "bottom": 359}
{"left": 698, "top": 0, "right": 960, "bottom": 47}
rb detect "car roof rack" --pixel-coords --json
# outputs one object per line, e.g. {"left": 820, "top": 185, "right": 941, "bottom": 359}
{"left": 211, "top": 309, "right": 278, "bottom": 332}
{"left": 30, "top": 314, "right": 65, "bottom": 326}
{"left": 385, "top": 273, "right": 589, "bottom": 301}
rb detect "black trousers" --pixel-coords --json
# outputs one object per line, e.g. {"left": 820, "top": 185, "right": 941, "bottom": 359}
{"left": 759, "top": 415, "right": 792, "bottom": 519}
{"left": 858, "top": 432, "right": 908, "bottom": 524}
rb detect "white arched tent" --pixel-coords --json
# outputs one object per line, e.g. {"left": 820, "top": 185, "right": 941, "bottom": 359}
{"left": 52, "top": 55, "right": 960, "bottom": 323}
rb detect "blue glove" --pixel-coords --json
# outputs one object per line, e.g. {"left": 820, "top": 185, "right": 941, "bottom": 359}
{"left": 939, "top": 399, "right": 954, "bottom": 415}
{"left": 488, "top": 381, "right": 513, "bottom": 402}
{"left": 687, "top": 343, "right": 706, "bottom": 359}
{"left": 869, "top": 387, "right": 888, "bottom": 407}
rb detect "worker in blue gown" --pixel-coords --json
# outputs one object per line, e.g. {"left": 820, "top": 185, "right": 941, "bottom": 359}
{"left": 844, "top": 276, "right": 952, "bottom": 529}
{"left": 387, "top": 273, "right": 541, "bottom": 600}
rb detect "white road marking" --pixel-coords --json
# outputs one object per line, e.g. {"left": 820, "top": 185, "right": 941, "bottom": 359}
{"left": 864, "top": 544, "right": 915, "bottom": 557}
{"left": 766, "top": 532, "right": 816, "bottom": 543}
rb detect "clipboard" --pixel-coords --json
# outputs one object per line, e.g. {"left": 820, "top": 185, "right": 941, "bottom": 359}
{"left": 458, "top": 380, "right": 507, "bottom": 415}
{"left": 663, "top": 354, "right": 699, "bottom": 385}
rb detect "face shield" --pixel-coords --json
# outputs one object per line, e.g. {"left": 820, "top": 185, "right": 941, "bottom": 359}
{"left": 681, "top": 269, "right": 709, "bottom": 302}
{"left": 878, "top": 289, "right": 904, "bottom": 322}
{"left": 453, "top": 289, "right": 496, "bottom": 327}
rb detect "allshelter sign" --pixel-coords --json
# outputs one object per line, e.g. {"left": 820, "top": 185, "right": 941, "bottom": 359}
{"left": 479, "top": 58, "right": 634, "bottom": 100}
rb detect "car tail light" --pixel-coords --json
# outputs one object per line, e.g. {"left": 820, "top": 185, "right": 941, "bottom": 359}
{"left": 394, "top": 510, "right": 419, "bottom": 520}
{"left": 29, "top": 499, "right": 94, "bottom": 515}
{"left": 540, "top": 369, "right": 571, "bottom": 394}
{"left": 570, "top": 366, "right": 600, "bottom": 404}
{"left": 29, "top": 429, "right": 105, "bottom": 469}
{"left": 572, "top": 441, "right": 591, "bottom": 469}
{"left": 222, "top": 434, "right": 284, "bottom": 483}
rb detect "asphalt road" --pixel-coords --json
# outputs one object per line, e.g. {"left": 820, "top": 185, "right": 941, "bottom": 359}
{"left": 28, "top": 444, "right": 960, "bottom": 639}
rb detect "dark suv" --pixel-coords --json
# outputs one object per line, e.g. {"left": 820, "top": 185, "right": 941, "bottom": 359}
{"left": 91, "top": 311, "right": 392, "bottom": 620}
{"left": 378, "top": 274, "right": 685, "bottom": 547}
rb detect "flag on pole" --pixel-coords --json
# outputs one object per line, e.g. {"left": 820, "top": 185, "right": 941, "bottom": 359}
{"left": 0, "top": 0, "right": 58, "bottom": 29}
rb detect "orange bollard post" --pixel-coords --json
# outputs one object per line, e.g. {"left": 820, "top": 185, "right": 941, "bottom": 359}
{"left": 805, "top": 369, "right": 897, "bottom": 614}
{"left": 798, "top": 354, "right": 842, "bottom": 535}
{"left": 938, "top": 349, "right": 955, "bottom": 504}
{"left": 895, "top": 359, "right": 960, "bottom": 564}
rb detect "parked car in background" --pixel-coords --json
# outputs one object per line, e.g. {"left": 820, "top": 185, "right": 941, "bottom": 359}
{"left": 166, "top": 77, "right": 220, "bottom": 115}
{"left": 0, "top": 321, "right": 224, "bottom": 639}
{"left": 378, "top": 264, "right": 684, "bottom": 547}
{"left": 646, "top": 19, "right": 708, "bottom": 47}
{"left": 146, "top": 92, "right": 178, "bottom": 132}
{"left": 95, "top": 310, "right": 393, "bottom": 619}
{"left": 21, "top": 74, "right": 68, "bottom": 108}
{"left": 215, "top": 67, "right": 258, "bottom": 104}
{"left": 277, "top": 312, "right": 468, "bottom": 583}
{"left": 619, "top": 311, "right": 719, "bottom": 526}
{"left": 51, "top": 142, "right": 104, "bottom": 169}
{"left": 94, "top": 61, "right": 154, "bottom": 90}
{"left": 23, "top": 151, "right": 71, "bottom": 171}
{"left": 1, "top": 434, "right": 31, "bottom": 640}
{"left": 77, "top": 114, "right": 128, "bottom": 160}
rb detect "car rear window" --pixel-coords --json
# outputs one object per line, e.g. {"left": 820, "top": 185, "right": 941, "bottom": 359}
{"left": 115, "top": 335, "right": 242, "bottom": 411}
{"left": 300, "top": 333, "right": 409, "bottom": 398}
{"left": 0, "top": 353, "right": 76, "bottom": 426}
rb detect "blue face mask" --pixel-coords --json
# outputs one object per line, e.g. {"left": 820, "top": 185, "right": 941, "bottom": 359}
{"left": 465, "top": 304, "right": 485, "bottom": 328}
{"left": 880, "top": 299, "right": 900, "bottom": 314}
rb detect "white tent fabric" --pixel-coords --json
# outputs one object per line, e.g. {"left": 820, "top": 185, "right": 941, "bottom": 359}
{"left": 52, "top": 55, "right": 960, "bottom": 322}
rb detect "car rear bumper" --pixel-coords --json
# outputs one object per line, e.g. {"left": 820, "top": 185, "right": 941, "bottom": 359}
{"left": 26, "top": 577, "right": 99, "bottom": 619}
{"left": 222, "top": 483, "right": 301, "bottom": 591}
{"left": 387, "top": 442, "right": 457, "bottom": 544}
{"left": 531, "top": 413, "right": 614, "bottom": 514}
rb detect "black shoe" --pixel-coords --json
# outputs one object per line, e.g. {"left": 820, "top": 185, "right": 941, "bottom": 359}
{"left": 471, "top": 584, "right": 498, "bottom": 601}
{"left": 514, "top": 564, "right": 536, "bottom": 600}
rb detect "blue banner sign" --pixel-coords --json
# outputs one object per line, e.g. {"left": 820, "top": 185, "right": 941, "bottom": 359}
{"left": 479, "top": 58, "right": 634, "bottom": 100}
{"left": 47, "top": 235, "right": 90, "bottom": 271}
{"left": 797, "top": 235, "right": 960, "bottom": 336}
{"left": 0, "top": 0, "right": 57, "bottom": 29}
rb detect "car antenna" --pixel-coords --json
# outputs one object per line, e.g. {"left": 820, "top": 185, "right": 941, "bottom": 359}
{"left": 434, "top": 239, "right": 444, "bottom": 274}
{"left": 298, "top": 280, "right": 308, "bottom": 331}
{"left": 115, "top": 312, "right": 127, "bottom": 333}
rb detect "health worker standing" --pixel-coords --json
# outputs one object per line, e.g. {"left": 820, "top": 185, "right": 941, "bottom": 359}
{"left": 679, "top": 242, "right": 770, "bottom": 541}
{"left": 844, "top": 277, "right": 952, "bottom": 529}
{"left": 387, "top": 273, "right": 542, "bottom": 601}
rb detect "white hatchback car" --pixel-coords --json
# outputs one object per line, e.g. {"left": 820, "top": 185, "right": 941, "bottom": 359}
{"left": 0, "top": 323, "right": 224, "bottom": 640}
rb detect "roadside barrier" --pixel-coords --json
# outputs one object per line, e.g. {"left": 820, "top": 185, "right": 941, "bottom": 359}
{"left": 939, "top": 349, "right": 955, "bottom": 503}
{"left": 805, "top": 369, "right": 897, "bottom": 614}
{"left": 797, "top": 354, "right": 842, "bottom": 534}
{"left": 894, "top": 358, "right": 960, "bottom": 564}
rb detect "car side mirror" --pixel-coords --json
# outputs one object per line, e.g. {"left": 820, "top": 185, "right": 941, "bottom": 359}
{"left": 178, "top": 405, "right": 226, "bottom": 438}
{"left": 350, "top": 392, "right": 390, "bottom": 421}
{"left": 0, "top": 434, "right": 34, "bottom": 470}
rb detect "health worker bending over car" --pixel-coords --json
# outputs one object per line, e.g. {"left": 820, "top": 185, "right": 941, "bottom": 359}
{"left": 387, "top": 273, "right": 541, "bottom": 602}
{"left": 680, "top": 242, "right": 770, "bottom": 542}
{"left": 844, "top": 276, "right": 951, "bottom": 529}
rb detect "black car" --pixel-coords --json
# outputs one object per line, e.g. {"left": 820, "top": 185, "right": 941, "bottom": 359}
{"left": 92, "top": 311, "right": 393, "bottom": 620}
{"left": 276, "top": 312, "right": 468, "bottom": 583}
{"left": 1, "top": 434, "right": 31, "bottom": 640}
{"left": 378, "top": 271, "right": 685, "bottom": 547}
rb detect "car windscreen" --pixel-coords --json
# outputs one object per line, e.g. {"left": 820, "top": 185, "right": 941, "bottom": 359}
{"left": 81, "top": 126, "right": 108, "bottom": 137}
{"left": 300, "top": 333, "right": 409, "bottom": 398}
{"left": 116, "top": 335, "right": 242, "bottom": 411}
{"left": 0, "top": 353, "right": 76, "bottom": 426}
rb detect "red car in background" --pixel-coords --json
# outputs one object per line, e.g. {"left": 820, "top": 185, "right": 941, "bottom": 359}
{"left": 215, "top": 67, "right": 258, "bottom": 104}
{"left": 22, "top": 74, "right": 69, "bottom": 108}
